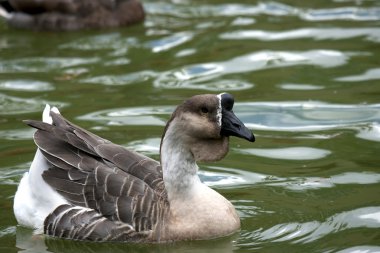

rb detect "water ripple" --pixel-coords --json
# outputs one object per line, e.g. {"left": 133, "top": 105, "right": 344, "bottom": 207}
{"left": 236, "top": 147, "right": 331, "bottom": 160}
{"left": 279, "top": 83, "right": 324, "bottom": 90}
{"left": 59, "top": 33, "right": 139, "bottom": 54}
{"left": 0, "top": 57, "right": 99, "bottom": 73}
{"left": 335, "top": 67, "right": 380, "bottom": 82}
{"left": 0, "top": 226, "right": 16, "bottom": 238}
{"left": 0, "top": 128, "right": 34, "bottom": 140}
{"left": 146, "top": 2, "right": 380, "bottom": 21}
{"left": 146, "top": 31, "right": 195, "bottom": 53}
{"left": 272, "top": 172, "right": 380, "bottom": 191}
{"left": 0, "top": 163, "right": 28, "bottom": 185}
{"left": 154, "top": 77, "right": 254, "bottom": 91}
{"left": 335, "top": 246, "right": 380, "bottom": 253}
{"left": 146, "top": 2, "right": 296, "bottom": 18}
{"left": 245, "top": 206, "right": 380, "bottom": 245}
{"left": 78, "top": 106, "right": 172, "bottom": 126}
{"left": 126, "top": 137, "right": 161, "bottom": 156}
{"left": 199, "top": 166, "right": 380, "bottom": 190}
{"left": 220, "top": 28, "right": 380, "bottom": 42}
{"left": 200, "top": 166, "right": 267, "bottom": 188}
{"left": 155, "top": 50, "right": 351, "bottom": 89}
{"left": 175, "top": 48, "right": 197, "bottom": 58}
{"left": 356, "top": 123, "right": 380, "bottom": 142}
{"left": 80, "top": 71, "right": 157, "bottom": 86}
{"left": 234, "top": 101, "right": 380, "bottom": 132}
{"left": 0, "top": 80, "right": 54, "bottom": 92}
{"left": 0, "top": 93, "right": 67, "bottom": 115}
{"left": 301, "top": 7, "right": 380, "bottom": 21}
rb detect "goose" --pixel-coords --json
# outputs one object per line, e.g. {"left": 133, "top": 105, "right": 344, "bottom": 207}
{"left": 0, "top": 0, "right": 144, "bottom": 31}
{"left": 13, "top": 93, "right": 255, "bottom": 242}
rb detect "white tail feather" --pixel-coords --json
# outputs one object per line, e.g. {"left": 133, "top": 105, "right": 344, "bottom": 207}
{"left": 13, "top": 105, "right": 67, "bottom": 231}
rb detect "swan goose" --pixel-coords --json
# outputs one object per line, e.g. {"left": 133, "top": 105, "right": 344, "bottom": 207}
{"left": 13, "top": 93, "right": 255, "bottom": 242}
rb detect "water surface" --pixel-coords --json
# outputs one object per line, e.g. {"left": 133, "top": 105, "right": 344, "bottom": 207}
{"left": 0, "top": 0, "right": 380, "bottom": 252}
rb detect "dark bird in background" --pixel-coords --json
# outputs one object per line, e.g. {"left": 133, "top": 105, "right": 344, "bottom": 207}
{"left": 0, "top": 0, "right": 145, "bottom": 31}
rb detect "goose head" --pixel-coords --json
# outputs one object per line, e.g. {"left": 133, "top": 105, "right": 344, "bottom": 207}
{"left": 161, "top": 93, "right": 254, "bottom": 163}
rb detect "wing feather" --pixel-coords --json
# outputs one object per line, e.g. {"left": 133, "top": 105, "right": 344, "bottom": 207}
{"left": 26, "top": 110, "right": 168, "bottom": 241}
{"left": 44, "top": 204, "right": 148, "bottom": 242}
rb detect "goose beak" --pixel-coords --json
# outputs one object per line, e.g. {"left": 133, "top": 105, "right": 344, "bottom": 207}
{"left": 221, "top": 110, "right": 255, "bottom": 142}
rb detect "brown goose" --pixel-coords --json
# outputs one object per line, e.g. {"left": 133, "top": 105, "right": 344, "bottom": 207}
{"left": 0, "top": 0, "right": 144, "bottom": 31}
{"left": 13, "top": 93, "right": 255, "bottom": 242}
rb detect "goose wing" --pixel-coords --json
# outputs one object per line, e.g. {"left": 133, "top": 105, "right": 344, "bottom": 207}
{"left": 25, "top": 111, "right": 168, "bottom": 241}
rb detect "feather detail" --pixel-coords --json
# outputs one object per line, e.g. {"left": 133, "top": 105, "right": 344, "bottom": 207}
{"left": 25, "top": 111, "right": 169, "bottom": 241}
{"left": 44, "top": 204, "right": 149, "bottom": 242}
{"left": 16, "top": 93, "right": 250, "bottom": 242}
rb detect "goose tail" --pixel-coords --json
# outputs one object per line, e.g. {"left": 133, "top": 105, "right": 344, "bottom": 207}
{"left": 13, "top": 105, "right": 67, "bottom": 232}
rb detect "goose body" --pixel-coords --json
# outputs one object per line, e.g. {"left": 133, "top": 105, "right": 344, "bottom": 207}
{"left": 0, "top": 0, "right": 144, "bottom": 31}
{"left": 14, "top": 93, "right": 255, "bottom": 242}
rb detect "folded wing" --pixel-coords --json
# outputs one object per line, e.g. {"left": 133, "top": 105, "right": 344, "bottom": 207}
{"left": 25, "top": 111, "right": 168, "bottom": 241}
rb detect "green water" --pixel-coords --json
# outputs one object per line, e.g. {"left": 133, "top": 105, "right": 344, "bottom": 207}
{"left": 1, "top": 0, "right": 380, "bottom": 252}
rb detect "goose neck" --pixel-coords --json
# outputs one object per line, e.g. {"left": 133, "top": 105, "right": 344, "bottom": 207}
{"left": 160, "top": 124, "right": 201, "bottom": 201}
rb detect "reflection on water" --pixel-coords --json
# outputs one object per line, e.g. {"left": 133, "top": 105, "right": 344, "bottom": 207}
{"left": 356, "top": 123, "right": 380, "bottom": 142}
{"left": 336, "top": 246, "right": 380, "bottom": 253}
{"left": 301, "top": 6, "right": 380, "bottom": 21}
{"left": 0, "top": 80, "right": 54, "bottom": 92}
{"left": 278, "top": 83, "right": 324, "bottom": 91}
{"left": 0, "top": 163, "right": 28, "bottom": 186}
{"left": 154, "top": 50, "right": 352, "bottom": 89}
{"left": 80, "top": 71, "right": 157, "bottom": 86}
{"left": 0, "top": 94, "right": 67, "bottom": 115}
{"left": 126, "top": 138, "right": 161, "bottom": 156}
{"left": 0, "top": 128, "right": 34, "bottom": 140}
{"left": 235, "top": 101, "right": 380, "bottom": 132}
{"left": 146, "top": 1, "right": 380, "bottom": 21}
{"left": 78, "top": 106, "right": 171, "bottom": 126}
{"left": 335, "top": 67, "right": 380, "bottom": 82}
{"left": 146, "top": 31, "right": 195, "bottom": 53}
{"left": 1, "top": 0, "right": 380, "bottom": 252}
{"left": 220, "top": 27, "right": 380, "bottom": 42}
{"left": 0, "top": 57, "right": 99, "bottom": 73}
{"left": 244, "top": 206, "right": 380, "bottom": 245}
{"left": 200, "top": 166, "right": 380, "bottom": 191}
{"left": 236, "top": 147, "right": 331, "bottom": 160}
{"left": 59, "top": 33, "right": 139, "bottom": 53}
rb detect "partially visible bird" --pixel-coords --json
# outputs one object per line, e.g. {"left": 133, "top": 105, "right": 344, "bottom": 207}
{"left": 0, "top": 0, "right": 144, "bottom": 31}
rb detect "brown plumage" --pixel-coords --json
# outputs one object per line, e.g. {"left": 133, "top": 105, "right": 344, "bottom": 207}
{"left": 0, "top": 0, "right": 145, "bottom": 31}
{"left": 25, "top": 111, "right": 168, "bottom": 241}
{"left": 15, "top": 93, "right": 255, "bottom": 242}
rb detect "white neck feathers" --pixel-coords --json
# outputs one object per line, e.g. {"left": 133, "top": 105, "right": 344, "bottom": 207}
{"left": 160, "top": 119, "right": 201, "bottom": 201}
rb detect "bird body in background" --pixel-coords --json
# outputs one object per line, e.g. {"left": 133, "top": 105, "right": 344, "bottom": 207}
{"left": 0, "top": 0, "right": 145, "bottom": 30}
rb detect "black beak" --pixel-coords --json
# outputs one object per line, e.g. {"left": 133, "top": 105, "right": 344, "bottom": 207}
{"left": 221, "top": 109, "right": 255, "bottom": 142}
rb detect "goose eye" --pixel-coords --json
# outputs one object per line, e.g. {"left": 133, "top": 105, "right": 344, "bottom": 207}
{"left": 201, "top": 107, "right": 209, "bottom": 114}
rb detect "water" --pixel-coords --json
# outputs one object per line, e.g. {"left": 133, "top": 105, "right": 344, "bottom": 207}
{"left": 1, "top": 0, "right": 380, "bottom": 252}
